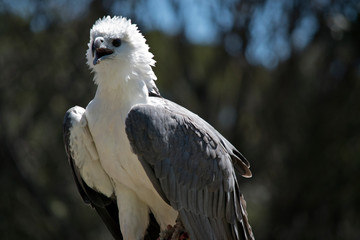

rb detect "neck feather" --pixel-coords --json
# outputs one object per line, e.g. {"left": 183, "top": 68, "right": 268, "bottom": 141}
{"left": 94, "top": 69, "right": 149, "bottom": 111}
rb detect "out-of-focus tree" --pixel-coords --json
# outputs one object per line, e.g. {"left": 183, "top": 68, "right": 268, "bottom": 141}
{"left": 0, "top": 0, "right": 359, "bottom": 239}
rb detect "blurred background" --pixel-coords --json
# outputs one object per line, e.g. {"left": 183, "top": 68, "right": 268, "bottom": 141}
{"left": 1, "top": 0, "right": 359, "bottom": 239}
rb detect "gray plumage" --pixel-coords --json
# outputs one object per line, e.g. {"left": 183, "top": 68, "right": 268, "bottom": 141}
{"left": 126, "top": 97, "right": 254, "bottom": 240}
{"left": 64, "top": 16, "right": 254, "bottom": 240}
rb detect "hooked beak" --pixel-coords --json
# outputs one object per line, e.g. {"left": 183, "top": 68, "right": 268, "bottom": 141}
{"left": 92, "top": 37, "right": 114, "bottom": 65}
{"left": 93, "top": 48, "right": 114, "bottom": 65}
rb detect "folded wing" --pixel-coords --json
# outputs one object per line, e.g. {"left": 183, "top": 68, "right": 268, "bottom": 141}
{"left": 64, "top": 106, "right": 123, "bottom": 239}
{"left": 125, "top": 97, "right": 254, "bottom": 240}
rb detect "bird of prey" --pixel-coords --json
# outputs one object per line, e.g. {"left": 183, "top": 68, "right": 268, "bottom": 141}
{"left": 63, "top": 16, "right": 254, "bottom": 240}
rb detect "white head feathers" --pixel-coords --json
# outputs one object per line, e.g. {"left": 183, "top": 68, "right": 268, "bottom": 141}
{"left": 86, "top": 16, "right": 157, "bottom": 91}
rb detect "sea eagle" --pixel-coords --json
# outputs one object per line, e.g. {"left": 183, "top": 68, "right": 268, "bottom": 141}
{"left": 63, "top": 16, "right": 254, "bottom": 240}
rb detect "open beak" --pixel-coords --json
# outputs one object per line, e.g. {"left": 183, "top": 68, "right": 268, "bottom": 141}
{"left": 91, "top": 37, "right": 114, "bottom": 65}
{"left": 93, "top": 48, "right": 114, "bottom": 65}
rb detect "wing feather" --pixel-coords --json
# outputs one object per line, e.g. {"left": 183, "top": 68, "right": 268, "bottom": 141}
{"left": 64, "top": 106, "right": 114, "bottom": 197}
{"left": 125, "top": 97, "right": 254, "bottom": 240}
{"left": 64, "top": 106, "right": 122, "bottom": 240}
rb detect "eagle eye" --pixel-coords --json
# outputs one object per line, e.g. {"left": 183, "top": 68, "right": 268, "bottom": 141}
{"left": 112, "top": 38, "right": 122, "bottom": 47}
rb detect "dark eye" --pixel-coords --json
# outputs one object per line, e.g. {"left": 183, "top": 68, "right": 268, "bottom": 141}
{"left": 112, "top": 38, "right": 121, "bottom": 47}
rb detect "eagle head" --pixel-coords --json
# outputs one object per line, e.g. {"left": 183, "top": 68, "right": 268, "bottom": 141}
{"left": 86, "top": 16, "right": 157, "bottom": 87}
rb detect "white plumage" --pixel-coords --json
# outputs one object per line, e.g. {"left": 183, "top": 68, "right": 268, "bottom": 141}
{"left": 64, "top": 16, "right": 254, "bottom": 240}
{"left": 84, "top": 16, "right": 177, "bottom": 239}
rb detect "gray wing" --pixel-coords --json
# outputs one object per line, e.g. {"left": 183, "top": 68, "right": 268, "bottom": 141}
{"left": 125, "top": 97, "right": 254, "bottom": 240}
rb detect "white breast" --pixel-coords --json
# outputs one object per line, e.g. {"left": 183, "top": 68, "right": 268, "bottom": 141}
{"left": 85, "top": 96, "right": 177, "bottom": 231}
{"left": 85, "top": 96, "right": 151, "bottom": 189}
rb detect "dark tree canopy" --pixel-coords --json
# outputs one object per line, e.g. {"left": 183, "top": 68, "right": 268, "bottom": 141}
{"left": 0, "top": 0, "right": 359, "bottom": 239}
